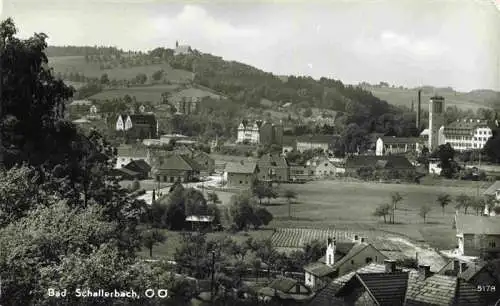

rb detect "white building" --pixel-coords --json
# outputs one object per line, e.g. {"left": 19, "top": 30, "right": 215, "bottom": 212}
{"left": 443, "top": 119, "right": 492, "bottom": 152}
{"left": 237, "top": 121, "right": 261, "bottom": 144}
{"left": 375, "top": 136, "right": 421, "bottom": 156}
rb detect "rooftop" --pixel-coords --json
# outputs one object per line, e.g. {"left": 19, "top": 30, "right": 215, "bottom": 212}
{"left": 155, "top": 154, "right": 202, "bottom": 171}
{"left": 225, "top": 161, "right": 258, "bottom": 174}
{"left": 346, "top": 155, "right": 414, "bottom": 170}
{"left": 483, "top": 180, "right": 500, "bottom": 196}
{"left": 379, "top": 136, "right": 421, "bottom": 145}
{"left": 296, "top": 134, "right": 340, "bottom": 144}
{"left": 455, "top": 214, "right": 500, "bottom": 235}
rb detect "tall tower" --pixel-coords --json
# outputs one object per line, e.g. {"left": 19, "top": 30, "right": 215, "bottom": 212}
{"left": 428, "top": 96, "right": 445, "bottom": 151}
{"left": 416, "top": 90, "right": 422, "bottom": 130}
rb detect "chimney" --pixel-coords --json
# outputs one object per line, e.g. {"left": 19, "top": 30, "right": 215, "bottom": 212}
{"left": 418, "top": 265, "right": 432, "bottom": 279}
{"left": 360, "top": 237, "right": 366, "bottom": 243}
{"left": 353, "top": 235, "right": 359, "bottom": 243}
{"left": 384, "top": 259, "right": 396, "bottom": 273}
{"left": 453, "top": 260, "right": 460, "bottom": 274}
{"left": 416, "top": 90, "right": 422, "bottom": 129}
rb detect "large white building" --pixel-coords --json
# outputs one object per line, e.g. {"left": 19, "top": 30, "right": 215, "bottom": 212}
{"left": 237, "top": 121, "right": 262, "bottom": 144}
{"left": 443, "top": 119, "right": 492, "bottom": 151}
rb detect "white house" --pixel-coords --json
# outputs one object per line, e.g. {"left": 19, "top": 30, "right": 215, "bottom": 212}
{"left": 237, "top": 121, "right": 261, "bottom": 144}
{"left": 375, "top": 136, "right": 421, "bottom": 156}
{"left": 454, "top": 213, "right": 500, "bottom": 257}
{"left": 306, "top": 157, "right": 337, "bottom": 177}
{"left": 443, "top": 119, "right": 492, "bottom": 152}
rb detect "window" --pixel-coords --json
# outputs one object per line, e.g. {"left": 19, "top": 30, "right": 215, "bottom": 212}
{"left": 365, "top": 257, "right": 373, "bottom": 264}
{"left": 489, "top": 241, "right": 496, "bottom": 248}
{"left": 351, "top": 260, "right": 354, "bottom": 265}
{"left": 239, "top": 181, "right": 243, "bottom": 184}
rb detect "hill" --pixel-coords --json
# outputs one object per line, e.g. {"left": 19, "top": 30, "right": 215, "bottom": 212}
{"left": 363, "top": 85, "right": 498, "bottom": 111}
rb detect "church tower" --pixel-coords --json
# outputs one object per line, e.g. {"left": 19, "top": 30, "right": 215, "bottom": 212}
{"left": 428, "top": 96, "right": 445, "bottom": 151}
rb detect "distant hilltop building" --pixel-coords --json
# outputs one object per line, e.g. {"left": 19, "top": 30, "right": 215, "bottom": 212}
{"left": 174, "top": 40, "right": 193, "bottom": 56}
{"left": 236, "top": 120, "right": 283, "bottom": 146}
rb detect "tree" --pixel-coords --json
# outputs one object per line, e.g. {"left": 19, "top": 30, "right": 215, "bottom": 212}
{"left": 390, "top": 192, "right": 403, "bottom": 224}
{"left": 303, "top": 108, "right": 313, "bottom": 117}
{"left": 433, "top": 143, "right": 457, "bottom": 178}
{"left": 252, "top": 183, "right": 267, "bottom": 205}
{"left": 283, "top": 189, "right": 297, "bottom": 218}
{"left": 152, "top": 69, "right": 164, "bottom": 81}
{"left": 228, "top": 192, "right": 273, "bottom": 230}
{"left": 373, "top": 203, "right": 391, "bottom": 223}
{"left": 419, "top": 204, "right": 431, "bottom": 223}
{"left": 135, "top": 73, "right": 147, "bottom": 84}
{"left": 254, "top": 207, "right": 273, "bottom": 228}
{"left": 436, "top": 193, "right": 452, "bottom": 215}
{"left": 100, "top": 73, "right": 109, "bottom": 85}
{"left": 142, "top": 229, "right": 166, "bottom": 257}
{"left": 455, "top": 194, "right": 471, "bottom": 214}
{"left": 265, "top": 186, "right": 278, "bottom": 205}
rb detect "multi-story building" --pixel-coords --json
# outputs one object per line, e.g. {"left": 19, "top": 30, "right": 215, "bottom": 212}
{"left": 116, "top": 114, "right": 158, "bottom": 140}
{"left": 443, "top": 119, "right": 492, "bottom": 151}
{"left": 174, "top": 97, "right": 200, "bottom": 115}
{"left": 236, "top": 120, "right": 284, "bottom": 145}
{"left": 257, "top": 153, "right": 289, "bottom": 182}
{"left": 428, "top": 96, "right": 445, "bottom": 151}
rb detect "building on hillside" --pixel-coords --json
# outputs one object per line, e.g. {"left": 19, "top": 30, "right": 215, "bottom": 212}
{"left": 152, "top": 154, "right": 201, "bottom": 183}
{"left": 296, "top": 135, "right": 339, "bottom": 153}
{"left": 174, "top": 40, "right": 193, "bottom": 56}
{"left": 375, "top": 136, "right": 422, "bottom": 156}
{"left": 236, "top": 120, "right": 284, "bottom": 145}
{"left": 303, "top": 235, "right": 387, "bottom": 290}
{"left": 345, "top": 155, "right": 414, "bottom": 176}
{"left": 192, "top": 151, "right": 215, "bottom": 176}
{"left": 115, "top": 114, "right": 158, "bottom": 139}
{"left": 454, "top": 213, "right": 500, "bottom": 257}
{"left": 306, "top": 157, "right": 338, "bottom": 177}
{"left": 168, "top": 87, "right": 223, "bottom": 115}
{"left": 122, "top": 159, "right": 151, "bottom": 180}
{"left": 258, "top": 277, "right": 314, "bottom": 303}
{"left": 289, "top": 163, "right": 315, "bottom": 182}
{"left": 257, "top": 153, "right": 289, "bottom": 182}
{"left": 115, "top": 144, "right": 150, "bottom": 169}
{"left": 308, "top": 261, "right": 486, "bottom": 306}
{"left": 224, "top": 160, "right": 259, "bottom": 188}
{"left": 443, "top": 119, "right": 493, "bottom": 152}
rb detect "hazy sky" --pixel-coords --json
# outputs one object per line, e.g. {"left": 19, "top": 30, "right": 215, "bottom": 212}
{"left": 2, "top": 0, "right": 500, "bottom": 92}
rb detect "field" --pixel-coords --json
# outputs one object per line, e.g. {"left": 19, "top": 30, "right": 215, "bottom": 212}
{"left": 364, "top": 86, "right": 493, "bottom": 111}
{"left": 48, "top": 56, "right": 194, "bottom": 82}
{"left": 88, "top": 84, "right": 180, "bottom": 103}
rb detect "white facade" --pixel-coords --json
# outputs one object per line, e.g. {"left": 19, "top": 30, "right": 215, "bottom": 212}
{"left": 296, "top": 141, "right": 329, "bottom": 153}
{"left": 116, "top": 115, "right": 125, "bottom": 131}
{"left": 443, "top": 120, "right": 492, "bottom": 152}
{"left": 429, "top": 160, "right": 442, "bottom": 175}
{"left": 305, "top": 238, "right": 336, "bottom": 289}
{"left": 237, "top": 122, "right": 260, "bottom": 144}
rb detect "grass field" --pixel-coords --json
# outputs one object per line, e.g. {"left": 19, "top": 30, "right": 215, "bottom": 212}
{"left": 365, "top": 86, "right": 493, "bottom": 111}
{"left": 48, "top": 56, "right": 194, "bottom": 82}
{"left": 88, "top": 84, "right": 180, "bottom": 103}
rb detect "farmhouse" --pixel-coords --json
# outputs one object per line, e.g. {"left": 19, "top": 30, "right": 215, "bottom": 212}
{"left": 192, "top": 151, "right": 215, "bottom": 176}
{"left": 257, "top": 153, "right": 289, "bottom": 182}
{"left": 296, "top": 135, "right": 338, "bottom": 153}
{"left": 236, "top": 120, "right": 284, "bottom": 146}
{"left": 289, "top": 163, "right": 315, "bottom": 182}
{"left": 258, "top": 277, "right": 314, "bottom": 303}
{"left": 122, "top": 159, "right": 151, "bottom": 180}
{"left": 345, "top": 155, "right": 414, "bottom": 176}
{"left": 225, "top": 160, "right": 259, "bottom": 188}
{"left": 152, "top": 154, "right": 201, "bottom": 183}
{"left": 115, "top": 144, "right": 150, "bottom": 169}
{"left": 115, "top": 114, "right": 158, "bottom": 139}
{"left": 306, "top": 157, "right": 338, "bottom": 177}
{"left": 169, "top": 87, "right": 223, "bottom": 115}
{"left": 454, "top": 213, "right": 500, "bottom": 257}
{"left": 308, "top": 261, "right": 486, "bottom": 306}
{"left": 303, "top": 236, "right": 386, "bottom": 290}
{"left": 375, "top": 136, "right": 421, "bottom": 156}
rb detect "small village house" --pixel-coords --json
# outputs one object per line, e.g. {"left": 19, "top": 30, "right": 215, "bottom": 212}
{"left": 303, "top": 235, "right": 387, "bottom": 290}
{"left": 224, "top": 160, "right": 259, "bottom": 188}
{"left": 258, "top": 277, "right": 314, "bottom": 303}
{"left": 152, "top": 154, "right": 201, "bottom": 183}
{"left": 192, "top": 151, "right": 215, "bottom": 176}
{"left": 454, "top": 213, "right": 500, "bottom": 257}
{"left": 296, "top": 135, "right": 338, "bottom": 153}
{"left": 306, "top": 157, "right": 338, "bottom": 177}
{"left": 115, "top": 144, "right": 150, "bottom": 169}
{"left": 257, "top": 153, "right": 289, "bottom": 182}
{"left": 289, "top": 163, "right": 315, "bottom": 182}
{"left": 185, "top": 215, "right": 215, "bottom": 231}
{"left": 122, "top": 159, "right": 151, "bottom": 180}
{"left": 483, "top": 180, "right": 500, "bottom": 215}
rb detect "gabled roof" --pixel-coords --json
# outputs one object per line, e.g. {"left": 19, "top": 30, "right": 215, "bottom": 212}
{"left": 346, "top": 155, "right": 414, "bottom": 170}
{"left": 268, "top": 277, "right": 298, "bottom": 293}
{"left": 405, "top": 272, "right": 457, "bottom": 306}
{"left": 379, "top": 136, "right": 420, "bottom": 145}
{"left": 455, "top": 214, "right": 500, "bottom": 235}
{"left": 353, "top": 272, "right": 409, "bottom": 305}
{"left": 483, "top": 180, "right": 500, "bottom": 195}
{"left": 454, "top": 278, "right": 487, "bottom": 306}
{"left": 459, "top": 259, "right": 500, "bottom": 282}
{"left": 296, "top": 134, "right": 340, "bottom": 144}
{"left": 112, "top": 167, "right": 140, "bottom": 178}
{"left": 156, "top": 154, "right": 202, "bottom": 171}
{"left": 258, "top": 153, "right": 288, "bottom": 168}
{"left": 116, "top": 144, "right": 148, "bottom": 158}
{"left": 303, "top": 262, "right": 336, "bottom": 277}
{"left": 129, "top": 114, "right": 157, "bottom": 126}
{"left": 332, "top": 244, "right": 384, "bottom": 271}
{"left": 225, "top": 161, "right": 258, "bottom": 174}
{"left": 124, "top": 159, "right": 151, "bottom": 173}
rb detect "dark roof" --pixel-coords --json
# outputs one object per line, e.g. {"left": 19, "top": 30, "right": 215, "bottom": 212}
{"left": 454, "top": 278, "right": 487, "bottom": 306}
{"left": 129, "top": 114, "right": 157, "bottom": 126}
{"left": 353, "top": 272, "right": 409, "bottom": 305}
{"left": 455, "top": 214, "right": 500, "bottom": 235}
{"left": 346, "top": 155, "right": 414, "bottom": 170}
{"left": 303, "top": 262, "right": 336, "bottom": 277}
{"left": 332, "top": 244, "right": 385, "bottom": 271}
{"left": 296, "top": 134, "right": 340, "bottom": 144}
{"left": 111, "top": 167, "right": 140, "bottom": 178}
{"left": 268, "top": 277, "right": 298, "bottom": 293}
{"left": 282, "top": 135, "right": 296, "bottom": 146}
{"left": 156, "top": 154, "right": 201, "bottom": 171}
{"left": 225, "top": 161, "right": 258, "bottom": 174}
{"left": 484, "top": 180, "right": 500, "bottom": 195}
{"left": 459, "top": 259, "right": 500, "bottom": 282}
{"left": 124, "top": 159, "right": 151, "bottom": 173}
{"left": 444, "top": 119, "right": 490, "bottom": 136}
{"left": 406, "top": 272, "right": 457, "bottom": 306}
{"left": 258, "top": 153, "right": 288, "bottom": 169}
{"left": 379, "top": 136, "right": 420, "bottom": 145}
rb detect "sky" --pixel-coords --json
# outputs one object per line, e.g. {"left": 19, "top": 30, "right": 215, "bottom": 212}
{"left": 1, "top": 0, "right": 500, "bottom": 92}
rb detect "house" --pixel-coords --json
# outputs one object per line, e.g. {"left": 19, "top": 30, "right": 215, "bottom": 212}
{"left": 306, "top": 157, "right": 337, "bottom": 177}
{"left": 257, "top": 153, "right": 289, "bottom": 182}
{"left": 169, "top": 87, "right": 223, "bottom": 115}
{"left": 308, "top": 261, "right": 486, "bottom": 306}
{"left": 289, "top": 163, "right": 315, "bottom": 182}
{"left": 174, "top": 40, "right": 193, "bottom": 56}
{"left": 443, "top": 119, "right": 493, "bottom": 152}
{"left": 115, "top": 144, "right": 150, "bottom": 169}
{"left": 345, "top": 155, "right": 415, "bottom": 176}
{"left": 185, "top": 215, "right": 215, "bottom": 231}
{"left": 224, "top": 160, "right": 259, "bottom": 188}
{"left": 375, "top": 136, "right": 422, "bottom": 156}
{"left": 115, "top": 114, "right": 158, "bottom": 139}
{"left": 122, "top": 159, "right": 151, "bottom": 180}
{"left": 303, "top": 236, "right": 387, "bottom": 290}
{"left": 454, "top": 213, "right": 500, "bottom": 257}
{"left": 483, "top": 180, "right": 500, "bottom": 215}
{"left": 192, "top": 151, "right": 215, "bottom": 176}
{"left": 258, "top": 277, "right": 314, "bottom": 303}
{"left": 429, "top": 158, "right": 443, "bottom": 175}
{"left": 296, "top": 135, "right": 339, "bottom": 153}
{"left": 89, "top": 104, "right": 98, "bottom": 114}
{"left": 109, "top": 167, "right": 141, "bottom": 180}
{"left": 236, "top": 120, "right": 284, "bottom": 145}
{"left": 152, "top": 154, "right": 201, "bottom": 183}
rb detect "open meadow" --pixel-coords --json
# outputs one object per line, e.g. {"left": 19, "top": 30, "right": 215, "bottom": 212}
{"left": 48, "top": 56, "right": 194, "bottom": 82}
{"left": 88, "top": 84, "right": 180, "bottom": 103}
